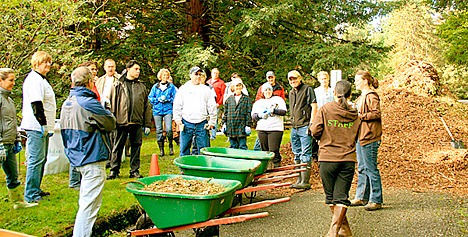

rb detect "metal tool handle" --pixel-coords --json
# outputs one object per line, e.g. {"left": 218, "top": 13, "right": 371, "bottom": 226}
{"left": 440, "top": 116, "right": 455, "bottom": 140}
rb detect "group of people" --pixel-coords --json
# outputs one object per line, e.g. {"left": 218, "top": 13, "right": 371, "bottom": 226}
{"left": 0, "top": 49, "right": 383, "bottom": 237}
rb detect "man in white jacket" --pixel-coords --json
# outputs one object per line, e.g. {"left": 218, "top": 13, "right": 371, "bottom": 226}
{"left": 173, "top": 66, "right": 217, "bottom": 156}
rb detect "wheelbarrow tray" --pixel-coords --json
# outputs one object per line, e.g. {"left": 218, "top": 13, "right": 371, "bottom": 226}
{"left": 126, "top": 174, "right": 242, "bottom": 229}
{"left": 174, "top": 155, "right": 261, "bottom": 188}
{"left": 200, "top": 147, "right": 274, "bottom": 175}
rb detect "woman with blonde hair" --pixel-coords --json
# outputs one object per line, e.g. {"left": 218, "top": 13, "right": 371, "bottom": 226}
{"left": 350, "top": 70, "right": 383, "bottom": 211}
{"left": 148, "top": 68, "right": 177, "bottom": 156}
{"left": 20, "top": 51, "right": 56, "bottom": 203}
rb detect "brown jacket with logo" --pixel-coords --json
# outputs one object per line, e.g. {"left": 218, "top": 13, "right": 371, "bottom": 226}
{"left": 356, "top": 91, "right": 382, "bottom": 146}
{"left": 310, "top": 101, "right": 360, "bottom": 162}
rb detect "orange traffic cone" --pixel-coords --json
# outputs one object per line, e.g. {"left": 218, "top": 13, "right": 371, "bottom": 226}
{"left": 149, "top": 154, "right": 160, "bottom": 176}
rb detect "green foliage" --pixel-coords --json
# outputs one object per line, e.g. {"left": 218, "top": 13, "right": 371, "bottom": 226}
{"left": 427, "top": 0, "right": 468, "bottom": 10}
{"left": 439, "top": 64, "right": 468, "bottom": 99}
{"left": 171, "top": 40, "right": 219, "bottom": 87}
{"left": 438, "top": 11, "right": 468, "bottom": 67}
{"left": 209, "top": 0, "right": 393, "bottom": 89}
{"left": 0, "top": 0, "right": 89, "bottom": 111}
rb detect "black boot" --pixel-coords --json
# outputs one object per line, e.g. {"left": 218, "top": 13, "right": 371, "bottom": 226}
{"left": 158, "top": 141, "right": 165, "bottom": 157}
{"left": 295, "top": 162, "right": 311, "bottom": 189}
{"left": 290, "top": 160, "right": 302, "bottom": 188}
{"left": 168, "top": 137, "right": 174, "bottom": 155}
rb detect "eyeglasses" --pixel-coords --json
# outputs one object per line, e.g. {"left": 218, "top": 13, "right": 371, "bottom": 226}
{"left": 195, "top": 73, "right": 202, "bottom": 76}
{"left": 288, "top": 77, "right": 298, "bottom": 81}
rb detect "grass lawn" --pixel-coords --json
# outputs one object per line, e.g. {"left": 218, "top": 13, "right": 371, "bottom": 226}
{"left": 0, "top": 129, "right": 291, "bottom": 236}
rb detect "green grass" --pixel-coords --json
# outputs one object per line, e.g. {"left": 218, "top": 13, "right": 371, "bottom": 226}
{"left": 0, "top": 130, "right": 291, "bottom": 236}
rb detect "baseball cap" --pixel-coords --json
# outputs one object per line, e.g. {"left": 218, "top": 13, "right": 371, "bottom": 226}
{"left": 287, "top": 70, "right": 301, "bottom": 79}
{"left": 266, "top": 71, "right": 275, "bottom": 78}
{"left": 189, "top": 66, "right": 202, "bottom": 75}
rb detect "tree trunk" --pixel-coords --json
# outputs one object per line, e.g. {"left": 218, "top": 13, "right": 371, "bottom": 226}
{"left": 187, "top": 0, "right": 209, "bottom": 43}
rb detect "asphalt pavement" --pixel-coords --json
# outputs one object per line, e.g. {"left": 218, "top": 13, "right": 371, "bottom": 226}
{"left": 173, "top": 188, "right": 467, "bottom": 237}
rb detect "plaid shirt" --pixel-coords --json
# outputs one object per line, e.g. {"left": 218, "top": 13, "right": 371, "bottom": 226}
{"left": 222, "top": 94, "right": 253, "bottom": 137}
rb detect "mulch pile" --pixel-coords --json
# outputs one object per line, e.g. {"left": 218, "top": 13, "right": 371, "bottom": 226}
{"left": 273, "top": 61, "right": 468, "bottom": 196}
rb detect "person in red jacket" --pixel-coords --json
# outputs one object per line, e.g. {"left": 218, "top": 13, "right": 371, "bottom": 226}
{"left": 255, "top": 71, "right": 286, "bottom": 101}
{"left": 206, "top": 68, "right": 226, "bottom": 139}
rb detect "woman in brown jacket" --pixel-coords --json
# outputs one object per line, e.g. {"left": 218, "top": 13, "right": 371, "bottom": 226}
{"left": 310, "top": 80, "right": 360, "bottom": 237}
{"left": 350, "top": 70, "right": 383, "bottom": 211}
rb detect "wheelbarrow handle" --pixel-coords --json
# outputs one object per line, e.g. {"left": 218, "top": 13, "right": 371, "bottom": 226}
{"left": 440, "top": 116, "right": 455, "bottom": 140}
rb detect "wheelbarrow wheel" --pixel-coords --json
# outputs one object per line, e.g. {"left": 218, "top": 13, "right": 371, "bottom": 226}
{"left": 132, "top": 213, "right": 175, "bottom": 237}
{"left": 194, "top": 225, "right": 219, "bottom": 237}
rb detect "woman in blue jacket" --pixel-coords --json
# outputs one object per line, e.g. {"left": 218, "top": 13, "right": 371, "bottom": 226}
{"left": 148, "top": 69, "right": 178, "bottom": 156}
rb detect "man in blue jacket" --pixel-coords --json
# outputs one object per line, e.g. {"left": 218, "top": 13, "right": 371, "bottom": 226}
{"left": 60, "top": 67, "right": 116, "bottom": 237}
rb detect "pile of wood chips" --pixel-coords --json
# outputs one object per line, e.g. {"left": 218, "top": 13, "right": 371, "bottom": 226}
{"left": 142, "top": 177, "right": 226, "bottom": 195}
{"left": 273, "top": 63, "right": 468, "bottom": 196}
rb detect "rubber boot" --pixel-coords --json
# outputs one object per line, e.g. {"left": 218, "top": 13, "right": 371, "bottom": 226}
{"left": 294, "top": 162, "right": 311, "bottom": 189}
{"left": 9, "top": 186, "right": 38, "bottom": 209}
{"left": 158, "top": 141, "right": 165, "bottom": 157}
{"left": 290, "top": 160, "right": 302, "bottom": 188}
{"left": 168, "top": 137, "right": 174, "bottom": 156}
{"left": 326, "top": 205, "right": 347, "bottom": 237}
{"left": 329, "top": 205, "right": 353, "bottom": 237}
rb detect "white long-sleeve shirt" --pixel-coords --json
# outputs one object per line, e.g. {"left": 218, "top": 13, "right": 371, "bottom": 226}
{"left": 173, "top": 81, "right": 217, "bottom": 126}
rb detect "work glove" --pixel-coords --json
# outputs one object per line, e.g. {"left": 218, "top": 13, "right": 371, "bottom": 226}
{"left": 266, "top": 107, "right": 274, "bottom": 117}
{"left": 101, "top": 98, "right": 111, "bottom": 110}
{"left": 143, "top": 127, "right": 151, "bottom": 136}
{"left": 260, "top": 109, "right": 269, "bottom": 119}
{"left": 221, "top": 123, "right": 227, "bottom": 134}
{"left": 0, "top": 143, "right": 6, "bottom": 162}
{"left": 245, "top": 126, "right": 251, "bottom": 136}
{"left": 12, "top": 141, "right": 22, "bottom": 154}
{"left": 158, "top": 95, "right": 167, "bottom": 103}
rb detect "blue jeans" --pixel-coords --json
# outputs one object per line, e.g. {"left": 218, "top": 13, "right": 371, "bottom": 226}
{"left": 1, "top": 144, "right": 20, "bottom": 189}
{"left": 154, "top": 114, "right": 173, "bottom": 142}
{"left": 24, "top": 130, "right": 49, "bottom": 202}
{"left": 69, "top": 165, "right": 81, "bottom": 188}
{"left": 180, "top": 119, "right": 209, "bottom": 156}
{"left": 210, "top": 108, "right": 220, "bottom": 139}
{"left": 73, "top": 161, "right": 106, "bottom": 237}
{"left": 229, "top": 137, "right": 247, "bottom": 150}
{"left": 355, "top": 140, "right": 383, "bottom": 204}
{"left": 290, "top": 126, "right": 312, "bottom": 163}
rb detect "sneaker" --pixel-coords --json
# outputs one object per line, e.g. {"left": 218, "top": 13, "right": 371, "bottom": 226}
{"left": 39, "top": 191, "right": 50, "bottom": 197}
{"left": 69, "top": 186, "right": 80, "bottom": 191}
{"left": 350, "top": 199, "right": 368, "bottom": 206}
{"left": 129, "top": 172, "right": 143, "bottom": 178}
{"left": 364, "top": 202, "right": 382, "bottom": 211}
{"left": 14, "top": 201, "right": 39, "bottom": 209}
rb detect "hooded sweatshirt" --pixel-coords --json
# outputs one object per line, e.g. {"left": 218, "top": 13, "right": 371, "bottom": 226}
{"left": 310, "top": 101, "right": 361, "bottom": 162}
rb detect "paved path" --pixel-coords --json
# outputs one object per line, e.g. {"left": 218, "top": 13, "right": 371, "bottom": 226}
{"left": 173, "top": 188, "right": 467, "bottom": 237}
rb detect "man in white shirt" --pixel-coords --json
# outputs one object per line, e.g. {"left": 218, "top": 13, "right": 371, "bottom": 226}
{"left": 20, "top": 51, "right": 56, "bottom": 203}
{"left": 173, "top": 66, "right": 217, "bottom": 156}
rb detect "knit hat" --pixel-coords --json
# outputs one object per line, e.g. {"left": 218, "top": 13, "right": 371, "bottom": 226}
{"left": 261, "top": 82, "right": 273, "bottom": 92}
{"left": 231, "top": 78, "right": 244, "bottom": 88}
